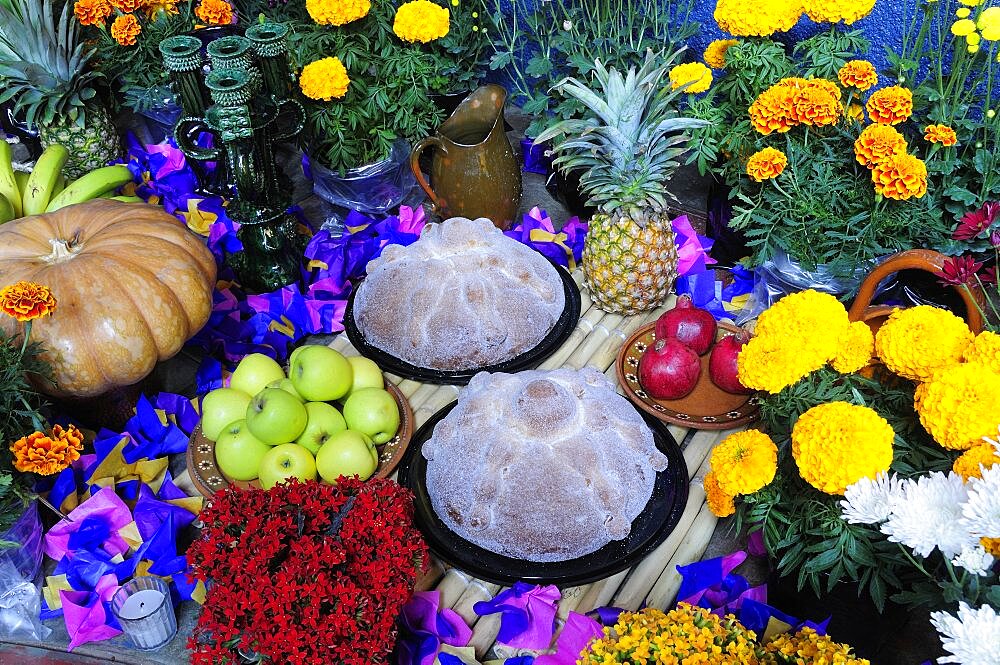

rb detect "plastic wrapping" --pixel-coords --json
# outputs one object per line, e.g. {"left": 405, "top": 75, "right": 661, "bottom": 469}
{"left": 757, "top": 250, "right": 873, "bottom": 300}
{"left": 0, "top": 501, "right": 50, "bottom": 641}
{"left": 305, "top": 140, "right": 424, "bottom": 217}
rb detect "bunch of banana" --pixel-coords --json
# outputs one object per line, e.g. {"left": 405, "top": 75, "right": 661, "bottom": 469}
{"left": 0, "top": 142, "right": 141, "bottom": 223}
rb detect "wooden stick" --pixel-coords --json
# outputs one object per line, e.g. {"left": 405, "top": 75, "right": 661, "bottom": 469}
{"left": 644, "top": 502, "right": 719, "bottom": 610}
{"left": 435, "top": 568, "right": 476, "bottom": 609}
{"left": 565, "top": 314, "right": 624, "bottom": 369}
{"left": 413, "top": 387, "right": 461, "bottom": 428}
{"left": 536, "top": 306, "right": 604, "bottom": 370}
{"left": 452, "top": 581, "right": 500, "bottom": 625}
{"left": 468, "top": 613, "right": 504, "bottom": 659}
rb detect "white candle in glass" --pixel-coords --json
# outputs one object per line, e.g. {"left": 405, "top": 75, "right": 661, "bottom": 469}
{"left": 118, "top": 589, "right": 165, "bottom": 620}
{"left": 111, "top": 577, "right": 178, "bottom": 651}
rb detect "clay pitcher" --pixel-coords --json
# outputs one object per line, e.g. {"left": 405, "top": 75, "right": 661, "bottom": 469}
{"left": 410, "top": 85, "right": 522, "bottom": 230}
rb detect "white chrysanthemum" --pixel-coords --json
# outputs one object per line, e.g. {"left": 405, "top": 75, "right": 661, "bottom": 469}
{"left": 840, "top": 472, "right": 902, "bottom": 524}
{"left": 881, "top": 472, "right": 975, "bottom": 558}
{"left": 951, "top": 545, "right": 996, "bottom": 577}
{"left": 961, "top": 464, "right": 1000, "bottom": 539}
{"left": 930, "top": 602, "right": 1000, "bottom": 665}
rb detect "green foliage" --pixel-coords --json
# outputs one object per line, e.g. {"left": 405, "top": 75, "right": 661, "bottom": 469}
{"left": 482, "top": 0, "right": 700, "bottom": 138}
{"left": 0, "top": 0, "right": 104, "bottom": 129}
{"left": 793, "top": 29, "right": 871, "bottom": 80}
{"left": 252, "top": 0, "right": 487, "bottom": 171}
{"left": 738, "top": 368, "right": 964, "bottom": 612}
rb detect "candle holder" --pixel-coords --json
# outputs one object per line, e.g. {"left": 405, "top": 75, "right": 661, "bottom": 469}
{"left": 111, "top": 577, "right": 177, "bottom": 651}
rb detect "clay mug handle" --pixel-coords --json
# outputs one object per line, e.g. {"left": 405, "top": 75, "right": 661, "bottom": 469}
{"left": 410, "top": 137, "right": 447, "bottom": 215}
{"left": 847, "top": 248, "right": 985, "bottom": 333}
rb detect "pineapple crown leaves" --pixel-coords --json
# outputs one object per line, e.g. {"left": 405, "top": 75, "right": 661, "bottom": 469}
{"left": 0, "top": 0, "right": 102, "bottom": 129}
{"left": 534, "top": 49, "right": 709, "bottom": 222}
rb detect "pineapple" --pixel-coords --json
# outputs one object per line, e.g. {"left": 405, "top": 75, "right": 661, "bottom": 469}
{"left": 535, "top": 52, "right": 709, "bottom": 315}
{"left": 0, "top": 0, "right": 120, "bottom": 179}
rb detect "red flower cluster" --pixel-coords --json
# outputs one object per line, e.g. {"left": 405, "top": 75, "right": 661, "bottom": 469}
{"left": 187, "top": 478, "right": 428, "bottom": 665}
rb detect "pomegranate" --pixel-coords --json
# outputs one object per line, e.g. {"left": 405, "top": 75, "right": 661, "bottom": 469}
{"left": 639, "top": 337, "right": 701, "bottom": 400}
{"left": 709, "top": 331, "right": 752, "bottom": 394}
{"left": 655, "top": 295, "right": 717, "bottom": 355}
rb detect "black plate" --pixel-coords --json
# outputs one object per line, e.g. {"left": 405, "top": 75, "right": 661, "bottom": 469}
{"left": 344, "top": 263, "right": 582, "bottom": 385}
{"left": 396, "top": 402, "right": 690, "bottom": 586}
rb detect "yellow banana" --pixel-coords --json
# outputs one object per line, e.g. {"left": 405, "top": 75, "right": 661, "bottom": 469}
{"left": 23, "top": 144, "right": 69, "bottom": 216}
{"left": 110, "top": 195, "right": 143, "bottom": 203}
{"left": 0, "top": 141, "right": 23, "bottom": 218}
{"left": 14, "top": 170, "right": 28, "bottom": 197}
{"left": 45, "top": 165, "right": 134, "bottom": 212}
{"left": 0, "top": 194, "right": 14, "bottom": 224}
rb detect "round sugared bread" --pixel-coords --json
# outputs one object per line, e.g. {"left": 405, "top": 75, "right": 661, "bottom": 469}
{"left": 422, "top": 368, "right": 668, "bottom": 562}
{"left": 353, "top": 217, "right": 565, "bottom": 370}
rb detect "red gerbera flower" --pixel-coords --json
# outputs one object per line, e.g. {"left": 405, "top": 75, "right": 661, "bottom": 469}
{"left": 937, "top": 255, "right": 984, "bottom": 286}
{"left": 954, "top": 201, "right": 1000, "bottom": 241}
{"left": 982, "top": 265, "right": 997, "bottom": 286}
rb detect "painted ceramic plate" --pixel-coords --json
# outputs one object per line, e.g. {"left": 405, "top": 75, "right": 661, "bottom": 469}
{"left": 616, "top": 322, "right": 761, "bottom": 431}
{"left": 186, "top": 382, "right": 414, "bottom": 498}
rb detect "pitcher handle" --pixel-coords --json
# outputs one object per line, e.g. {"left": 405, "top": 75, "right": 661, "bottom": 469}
{"left": 410, "top": 137, "right": 447, "bottom": 214}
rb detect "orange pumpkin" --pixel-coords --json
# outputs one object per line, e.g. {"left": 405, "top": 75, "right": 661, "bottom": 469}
{"left": 0, "top": 200, "right": 217, "bottom": 397}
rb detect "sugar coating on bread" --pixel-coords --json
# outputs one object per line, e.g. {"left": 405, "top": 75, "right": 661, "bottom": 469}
{"left": 353, "top": 217, "right": 565, "bottom": 370}
{"left": 423, "top": 367, "right": 669, "bottom": 562}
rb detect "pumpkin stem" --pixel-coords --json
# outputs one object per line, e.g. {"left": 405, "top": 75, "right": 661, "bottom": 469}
{"left": 44, "top": 238, "right": 79, "bottom": 263}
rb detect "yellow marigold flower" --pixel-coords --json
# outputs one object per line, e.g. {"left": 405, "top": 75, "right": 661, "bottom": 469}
{"left": 792, "top": 402, "right": 895, "bottom": 495}
{"left": 914, "top": 362, "right": 1000, "bottom": 450}
{"left": 803, "top": 0, "right": 876, "bottom": 25}
{"left": 709, "top": 430, "right": 778, "bottom": 495}
{"left": 10, "top": 424, "right": 85, "bottom": 476}
{"left": 305, "top": 0, "right": 370, "bottom": 26}
{"left": 874, "top": 306, "right": 973, "bottom": 381}
{"left": 956, "top": 8, "right": 971, "bottom": 17}
{"left": 393, "top": 0, "right": 450, "bottom": 43}
{"left": 714, "top": 0, "right": 802, "bottom": 37}
{"left": 194, "top": 0, "right": 232, "bottom": 24}
{"left": 669, "top": 62, "right": 713, "bottom": 94}
{"left": 866, "top": 85, "right": 913, "bottom": 125}
{"left": 953, "top": 442, "right": 1000, "bottom": 480}
{"left": 110, "top": 0, "right": 145, "bottom": 10}
{"left": 979, "top": 7, "right": 1000, "bottom": 40}
{"left": 838, "top": 60, "right": 879, "bottom": 91}
{"left": 872, "top": 152, "right": 928, "bottom": 200}
{"left": 110, "top": 13, "right": 141, "bottom": 46}
{"left": 704, "top": 38, "right": 739, "bottom": 69}
{"left": 965, "top": 331, "right": 1000, "bottom": 374}
{"left": 960, "top": 0, "right": 985, "bottom": 5}
{"left": 924, "top": 124, "right": 958, "bottom": 146}
{"left": 746, "top": 147, "right": 788, "bottom": 182}
{"left": 982, "top": 537, "right": 1000, "bottom": 557}
{"left": 74, "top": 0, "right": 112, "bottom": 26}
{"left": 854, "top": 123, "right": 907, "bottom": 169}
{"left": 755, "top": 289, "right": 851, "bottom": 356}
{"left": 738, "top": 336, "right": 821, "bottom": 393}
{"left": 764, "top": 626, "right": 871, "bottom": 664}
{"left": 0, "top": 281, "right": 57, "bottom": 322}
{"left": 848, "top": 103, "right": 865, "bottom": 121}
{"left": 832, "top": 321, "right": 875, "bottom": 373}
{"left": 704, "top": 470, "right": 736, "bottom": 517}
{"left": 299, "top": 57, "right": 350, "bottom": 101}
{"left": 952, "top": 18, "right": 978, "bottom": 35}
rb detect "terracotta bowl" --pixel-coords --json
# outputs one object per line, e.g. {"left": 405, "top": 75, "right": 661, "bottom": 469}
{"left": 185, "top": 382, "right": 415, "bottom": 498}
{"left": 616, "top": 322, "right": 761, "bottom": 431}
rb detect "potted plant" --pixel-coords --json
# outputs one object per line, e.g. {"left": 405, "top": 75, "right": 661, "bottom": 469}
{"left": 0, "top": 0, "right": 119, "bottom": 179}
{"left": 534, "top": 51, "right": 708, "bottom": 315}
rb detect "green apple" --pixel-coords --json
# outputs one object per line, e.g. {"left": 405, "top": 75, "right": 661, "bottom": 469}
{"left": 295, "top": 402, "right": 348, "bottom": 455}
{"left": 267, "top": 378, "right": 304, "bottom": 402}
{"left": 245, "top": 388, "right": 308, "bottom": 444}
{"left": 346, "top": 356, "right": 384, "bottom": 395}
{"left": 315, "top": 430, "right": 379, "bottom": 483}
{"left": 289, "top": 345, "right": 353, "bottom": 402}
{"left": 200, "top": 388, "right": 252, "bottom": 442}
{"left": 215, "top": 419, "right": 271, "bottom": 481}
{"left": 229, "top": 353, "right": 286, "bottom": 398}
{"left": 342, "top": 388, "right": 400, "bottom": 445}
{"left": 258, "top": 443, "right": 317, "bottom": 490}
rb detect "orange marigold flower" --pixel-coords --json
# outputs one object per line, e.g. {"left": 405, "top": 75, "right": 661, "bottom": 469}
{"left": 109, "top": 0, "right": 146, "bottom": 10}
{"left": 110, "top": 13, "right": 141, "bottom": 46}
{"left": 195, "top": 0, "right": 233, "bottom": 25}
{"left": 838, "top": 60, "right": 879, "bottom": 91}
{"left": 866, "top": 86, "right": 913, "bottom": 125}
{"left": 924, "top": 124, "right": 958, "bottom": 146}
{"left": 854, "top": 124, "right": 908, "bottom": 169}
{"left": 872, "top": 153, "right": 928, "bottom": 200}
{"left": 74, "top": 0, "right": 112, "bottom": 26}
{"left": 792, "top": 83, "right": 843, "bottom": 127}
{"left": 10, "top": 424, "right": 85, "bottom": 476}
{"left": 0, "top": 281, "right": 57, "bottom": 322}
{"left": 704, "top": 471, "right": 735, "bottom": 517}
{"left": 749, "top": 82, "right": 798, "bottom": 134}
{"left": 983, "top": 537, "right": 1000, "bottom": 557}
{"left": 749, "top": 78, "right": 842, "bottom": 134}
{"left": 746, "top": 147, "right": 788, "bottom": 182}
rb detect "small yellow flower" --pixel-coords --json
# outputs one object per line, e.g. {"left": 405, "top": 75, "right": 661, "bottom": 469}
{"left": 746, "top": 147, "right": 788, "bottom": 182}
{"left": 832, "top": 321, "right": 875, "bottom": 373}
{"left": 73, "top": 0, "right": 112, "bottom": 26}
{"left": 924, "top": 124, "right": 959, "bottom": 146}
{"left": 979, "top": 7, "right": 1000, "bottom": 40}
{"left": 803, "top": 0, "right": 876, "bottom": 25}
{"left": 704, "top": 38, "right": 739, "bottom": 69}
{"left": 668, "top": 62, "right": 713, "bottom": 94}
{"left": 957, "top": 7, "right": 971, "bottom": 17}
{"left": 952, "top": 18, "right": 977, "bottom": 35}
{"left": 854, "top": 123, "right": 908, "bottom": 169}
{"left": 838, "top": 59, "right": 879, "bottom": 91}
{"left": 709, "top": 430, "right": 778, "bottom": 495}
{"left": 299, "top": 57, "right": 350, "bottom": 101}
{"left": 715, "top": 0, "right": 802, "bottom": 37}
{"left": 393, "top": 0, "right": 450, "bottom": 43}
